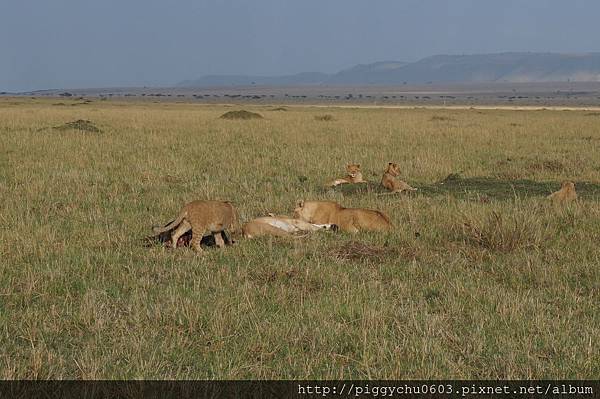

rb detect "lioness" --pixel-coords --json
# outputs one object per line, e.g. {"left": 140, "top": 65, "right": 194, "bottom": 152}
{"left": 242, "top": 214, "right": 337, "bottom": 238}
{"left": 547, "top": 181, "right": 577, "bottom": 204}
{"left": 326, "top": 163, "right": 366, "bottom": 187}
{"left": 152, "top": 200, "right": 238, "bottom": 252}
{"left": 381, "top": 162, "right": 417, "bottom": 193}
{"left": 294, "top": 200, "right": 392, "bottom": 233}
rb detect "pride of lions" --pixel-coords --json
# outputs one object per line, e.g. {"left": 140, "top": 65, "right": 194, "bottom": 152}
{"left": 151, "top": 162, "right": 578, "bottom": 252}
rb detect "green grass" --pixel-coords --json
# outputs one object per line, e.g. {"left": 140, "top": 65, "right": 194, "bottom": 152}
{"left": 0, "top": 98, "right": 599, "bottom": 379}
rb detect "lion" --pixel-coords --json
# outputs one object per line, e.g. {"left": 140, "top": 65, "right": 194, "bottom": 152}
{"left": 547, "top": 181, "right": 577, "bottom": 204}
{"left": 147, "top": 220, "right": 233, "bottom": 248}
{"left": 242, "top": 214, "right": 337, "bottom": 238}
{"left": 293, "top": 200, "right": 392, "bottom": 233}
{"left": 381, "top": 162, "right": 417, "bottom": 193}
{"left": 326, "top": 163, "right": 366, "bottom": 187}
{"left": 152, "top": 200, "right": 239, "bottom": 252}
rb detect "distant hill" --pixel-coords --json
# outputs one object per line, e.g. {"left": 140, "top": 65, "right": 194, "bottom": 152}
{"left": 178, "top": 52, "right": 600, "bottom": 87}
{"left": 324, "top": 61, "right": 409, "bottom": 84}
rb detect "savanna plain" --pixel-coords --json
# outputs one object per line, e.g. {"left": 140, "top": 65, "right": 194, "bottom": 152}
{"left": 1, "top": 98, "right": 599, "bottom": 379}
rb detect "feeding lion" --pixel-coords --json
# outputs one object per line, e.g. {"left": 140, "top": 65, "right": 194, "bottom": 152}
{"left": 152, "top": 200, "right": 239, "bottom": 252}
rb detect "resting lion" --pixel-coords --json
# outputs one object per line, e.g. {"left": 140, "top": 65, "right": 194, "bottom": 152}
{"left": 326, "top": 163, "right": 366, "bottom": 187}
{"left": 242, "top": 214, "right": 337, "bottom": 238}
{"left": 152, "top": 200, "right": 239, "bottom": 252}
{"left": 547, "top": 181, "right": 577, "bottom": 204}
{"left": 294, "top": 200, "right": 392, "bottom": 233}
{"left": 381, "top": 162, "right": 417, "bottom": 193}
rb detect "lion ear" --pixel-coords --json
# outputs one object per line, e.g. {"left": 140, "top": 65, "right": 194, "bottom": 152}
{"left": 388, "top": 162, "right": 393, "bottom": 165}
{"left": 296, "top": 200, "right": 304, "bottom": 208}
{"left": 356, "top": 164, "right": 360, "bottom": 168}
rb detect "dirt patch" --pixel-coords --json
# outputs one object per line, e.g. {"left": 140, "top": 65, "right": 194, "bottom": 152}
{"left": 270, "top": 107, "right": 288, "bottom": 111}
{"left": 219, "top": 110, "right": 263, "bottom": 120}
{"left": 314, "top": 114, "right": 335, "bottom": 121}
{"left": 328, "top": 241, "right": 397, "bottom": 263}
{"left": 53, "top": 119, "right": 101, "bottom": 133}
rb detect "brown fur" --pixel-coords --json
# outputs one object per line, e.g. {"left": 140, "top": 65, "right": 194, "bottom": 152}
{"left": 381, "top": 162, "right": 417, "bottom": 193}
{"left": 152, "top": 200, "right": 239, "bottom": 252}
{"left": 293, "top": 200, "right": 392, "bottom": 233}
{"left": 547, "top": 181, "right": 577, "bottom": 204}
{"left": 326, "top": 164, "right": 366, "bottom": 187}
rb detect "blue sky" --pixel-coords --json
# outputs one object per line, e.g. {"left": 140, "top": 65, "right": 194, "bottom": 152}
{"left": 2, "top": 0, "right": 599, "bottom": 91}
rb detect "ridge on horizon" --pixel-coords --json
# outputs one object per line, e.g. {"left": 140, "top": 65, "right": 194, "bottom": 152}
{"left": 178, "top": 52, "right": 600, "bottom": 87}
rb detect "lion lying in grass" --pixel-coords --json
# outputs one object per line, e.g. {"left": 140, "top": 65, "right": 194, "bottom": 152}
{"left": 294, "top": 200, "right": 392, "bottom": 233}
{"left": 326, "top": 163, "right": 367, "bottom": 187}
{"left": 381, "top": 162, "right": 417, "bottom": 193}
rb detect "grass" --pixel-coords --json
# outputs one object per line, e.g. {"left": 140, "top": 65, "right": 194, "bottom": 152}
{"left": 1, "top": 98, "right": 599, "bottom": 379}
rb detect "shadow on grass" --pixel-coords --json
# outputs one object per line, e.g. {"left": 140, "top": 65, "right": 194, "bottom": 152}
{"left": 326, "top": 174, "right": 600, "bottom": 200}
{"left": 323, "top": 182, "right": 388, "bottom": 195}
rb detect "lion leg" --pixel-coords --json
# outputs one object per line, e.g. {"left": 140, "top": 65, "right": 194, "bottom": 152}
{"left": 346, "top": 225, "right": 360, "bottom": 233}
{"left": 328, "top": 178, "right": 348, "bottom": 187}
{"left": 214, "top": 232, "right": 225, "bottom": 248}
{"left": 338, "top": 220, "right": 359, "bottom": 233}
{"left": 170, "top": 220, "right": 191, "bottom": 248}
{"left": 191, "top": 229, "right": 205, "bottom": 253}
{"left": 221, "top": 229, "right": 234, "bottom": 245}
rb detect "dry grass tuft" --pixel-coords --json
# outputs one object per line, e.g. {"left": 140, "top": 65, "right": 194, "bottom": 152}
{"left": 528, "top": 159, "right": 565, "bottom": 172}
{"left": 454, "top": 210, "right": 549, "bottom": 252}
{"left": 430, "top": 115, "right": 455, "bottom": 122}
{"left": 328, "top": 241, "right": 397, "bottom": 262}
{"left": 314, "top": 114, "right": 335, "bottom": 121}
{"left": 219, "top": 110, "right": 263, "bottom": 120}
{"left": 53, "top": 119, "right": 101, "bottom": 133}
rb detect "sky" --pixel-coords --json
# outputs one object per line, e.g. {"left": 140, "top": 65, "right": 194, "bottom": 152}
{"left": 2, "top": 0, "right": 600, "bottom": 91}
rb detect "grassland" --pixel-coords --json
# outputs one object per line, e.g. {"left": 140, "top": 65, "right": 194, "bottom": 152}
{"left": 1, "top": 98, "right": 599, "bottom": 379}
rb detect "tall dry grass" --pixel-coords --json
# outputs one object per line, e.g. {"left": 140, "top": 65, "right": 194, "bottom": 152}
{"left": 0, "top": 98, "right": 599, "bottom": 378}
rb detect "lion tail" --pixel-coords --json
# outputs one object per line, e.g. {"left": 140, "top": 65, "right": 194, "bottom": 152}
{"left": 152, "top": 211, "right": 187, "bottom": 234}
{"left": 231, "top": 206, "right": 242, "bottom": 234}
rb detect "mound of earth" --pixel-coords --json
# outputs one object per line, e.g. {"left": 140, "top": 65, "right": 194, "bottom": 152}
{"left": 53, "top": 119, "right": 101, "bottom": 133}
{"left": 219, "top": 110, "right": 263, "bottom": 120}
